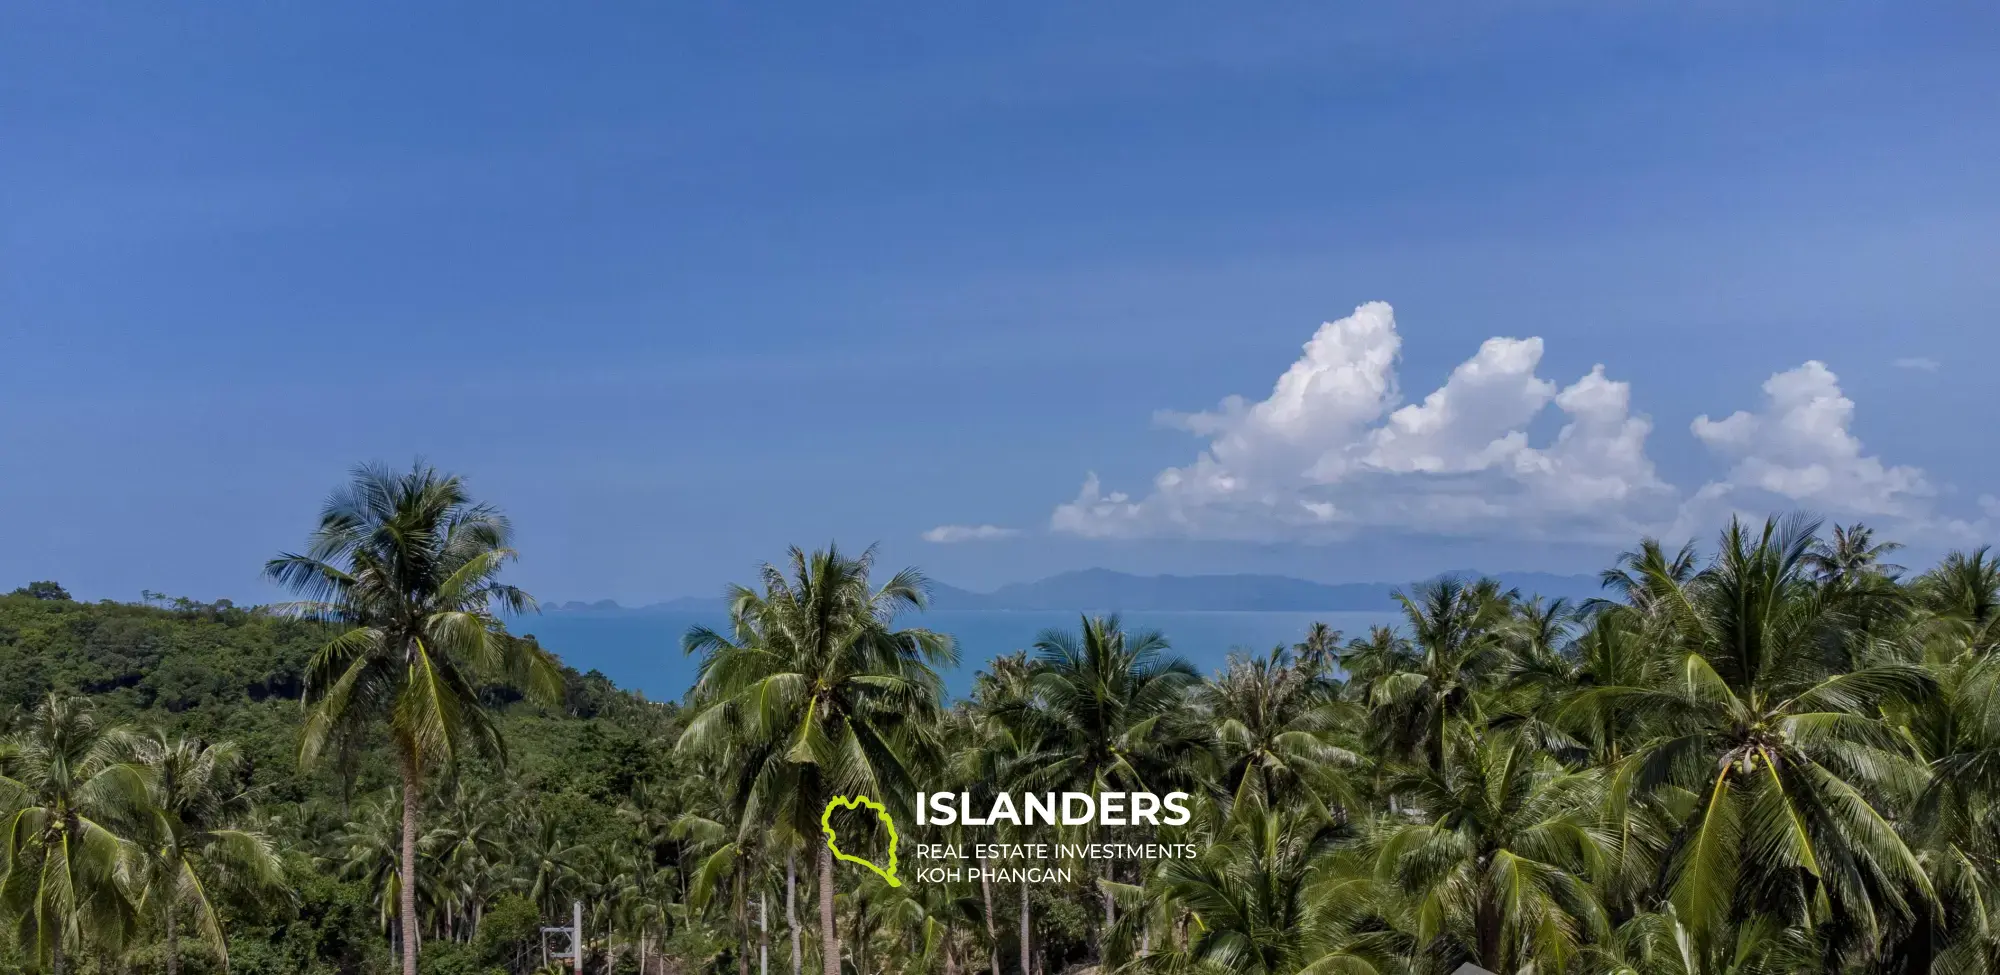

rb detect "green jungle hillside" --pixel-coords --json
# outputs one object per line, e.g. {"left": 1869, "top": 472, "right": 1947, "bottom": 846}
{"left": 4, "top": 464, "right": 2000, "bottom": 975}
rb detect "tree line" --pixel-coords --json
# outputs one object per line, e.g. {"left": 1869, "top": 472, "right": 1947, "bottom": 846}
{"left": 4, "top": 462, "right": 1999, "bottom": 975}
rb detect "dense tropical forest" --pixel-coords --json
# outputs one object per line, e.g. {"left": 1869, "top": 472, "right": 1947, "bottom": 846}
{"left": 4, "top": 465, "right": 2000, "bottom": 975}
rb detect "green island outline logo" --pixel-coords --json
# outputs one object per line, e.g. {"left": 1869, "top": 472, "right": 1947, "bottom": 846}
{"left": 821, "top": 794, "right": 901, "bottom": 887}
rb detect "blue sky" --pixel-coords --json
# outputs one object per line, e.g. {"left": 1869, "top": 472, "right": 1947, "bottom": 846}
{"left": 4, "top": 2, "right": 1997, "bottom": 604}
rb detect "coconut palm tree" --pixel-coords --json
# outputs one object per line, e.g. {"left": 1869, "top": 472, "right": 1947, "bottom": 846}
{"left": 334, "top": 797, "right": 410, "bottom": 940}
{"left": 1596, "top": 537, "right": 1701, "bottom": 616}
{"left": 1292, "top": 623, "right": 1344, "bottom": 678}
{"left": 1807, "top": 521, "right": 1906, "bottom": 586}
{"left": 1145, "top": 804, "right": 1366, "bottom": 975}
{"left": 1336, "top": 626, "right": 1416, "bottom": 706}
{"left": 1198, "top": 645, "right": 1359, "bottom": 816}
{"left": 265, "top": 462, "right": 564, "bottom": 975}
{"left": 0, "top": 694, "right": 149, "bottom": 975}
{"left": 1586, "top": 908, "right": 1822, "bottom": 975}
{"left": 1028, "top": 616, "right": 1201, "bottom": 798}
{"left": 1367, "top": 577, "right": 1516, "bottom": 770}
{"left": 1026, "top": 615, "right": 1201, "bottom": 949}
{"left": 1568, "top": 515, "right": 1937, "bottom": 962}
{"left": 962, "top": 651, "right": 1060, "bottom": 975}
{"left": 1917, "top": 546, "right": 2000, "bottom": 658}
{"left": 680, "top": 543, "right": 953, "bottom": 975}
{"left": 1374, "top": 726, "right": 1611, "bottom": 973}
{"left": 427, "top": 779, "right": 509, "bottom": 940}
{"left": 130, "top": 733, "right": 285, "bottom": 975}
{"left": 518, "top": 810, "right": 586, "bottom": 920}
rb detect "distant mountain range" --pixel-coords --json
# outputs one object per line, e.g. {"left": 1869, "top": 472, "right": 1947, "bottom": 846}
{"left": 547, "top": 568, "right": 1604, "bottom": 614}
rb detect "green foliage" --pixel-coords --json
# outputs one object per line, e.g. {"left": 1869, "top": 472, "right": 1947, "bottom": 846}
{"left": 10, "top": 581, "right": 70, "bottom": 601}
{"left": 419, "top": 939, "right": 504, "bottom": 975}
{"left": 0, "top": 585, "right": 672, "bottom": 975}
{"left": 10, "top": 494, "right": 2000, "bottom": 975}
{"left": 474, "top": 895, "right": 540, "bottom": 969}
{"left": 226, "top": 859, "right": 387, "bottom": 975}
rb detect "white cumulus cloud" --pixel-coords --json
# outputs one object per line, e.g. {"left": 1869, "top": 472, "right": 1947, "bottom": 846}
{"left": 1028, "top": 303, "right": 1979, "bottom": 546}
{"left": 998, "top": 302, "right": 1989, "bottom": 546}
{"left": 1049, "top": 302, "right": 1674, "bottom": 543}
{"left": 922, "top": 523, "right": 1021, "bottom": 543}
{"left": 1687, "top": 361, "right": 1929, "bottom": 520}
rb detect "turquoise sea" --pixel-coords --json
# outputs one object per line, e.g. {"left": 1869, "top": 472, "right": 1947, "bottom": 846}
{"left": 520, "top": 609, "right": 1399, "bottom": 702}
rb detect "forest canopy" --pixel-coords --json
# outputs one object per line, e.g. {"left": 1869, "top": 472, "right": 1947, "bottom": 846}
{"left": 3, "top": 470, "right": 1998, "bottom": 975}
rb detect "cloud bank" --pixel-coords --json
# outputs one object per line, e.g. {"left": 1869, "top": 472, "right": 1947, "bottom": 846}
{"left": 1041, "top": 302, "right": 1961, "bottom": 545}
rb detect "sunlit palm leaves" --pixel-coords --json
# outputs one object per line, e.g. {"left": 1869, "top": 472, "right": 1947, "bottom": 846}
{"left": 679, "top": 543, "right": 953, "bottom": 975}
{"left": 1567, "top": 516, "right": 1936, "bottom": 963}
{"left": 0, "top": 695, "right": 149, "bottom": 974}
{"left": 1024, "top": 614, "right": 1201, "bottom": 798}
{"left": 1364, "top": 578, "right": 1517, "bottom": 770}
{"left": 1374, "top": 728, "right": 1610, "bottom": 973}
{"left": 130, "top": 732, "right": 285, "bottom": 975}
{"left": 1198, "top": 646, "right": 1360, "bottom": 817}
{"left": 265, "top": 462, "right": 563, "bottom": 975}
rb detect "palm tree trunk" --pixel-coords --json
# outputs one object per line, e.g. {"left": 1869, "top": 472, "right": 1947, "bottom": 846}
{"left": 52, "top": 929, "right": 66, "bottom": 975}
{"left": 400, "top": 749, "right": 422, "bottom": 975}
{"left": 1017, "top": 880, "right": 1030, "bottom": 975}
{"left": 853, "top": 902, "right": 866, "bottom": 975}
{"left": 738, "top": 868, "right": 751, "bottom": 975}
{"left": 1100, "top": 859, "right": 1115, "bottom": 950}
{"left": 978, "top": 859, "right": 998, "bottom": 975}
{"left": 1476, "top": 889, "right": 1502, "bottom": 972}
{"left": 787, "top": 852, "right": 802, "bottom": 975}
{"left": 760, "top": 889, "right": 771, "bottom": 975}
{"left": 166, "top": 901, "right": 181, "bottom": 975}
{"left": 1429, "top": 706, "right": 1447, "bottom": 771}
{"left": 818, "top": 844, "right": 841, "bottom": 975}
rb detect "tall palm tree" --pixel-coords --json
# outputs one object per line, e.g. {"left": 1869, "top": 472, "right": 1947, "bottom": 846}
{"left": 1336, "top": 626, "right": 1416, "bottom": 706}
{"left": 963, "top": 651, "right": 1058, "bottom": 975}
{"left": 1198, "top": 646, "right": 1358, "bottom": 816}
{"left": 1568, "top": 515, "right": 1937, "bottom": 961}
{"left": 0, "top": 695, "right": 149, "bottom": 975}
{"left": 131, "top": 733, "right": 285, "bottom": 975}
{"left": 1292, "top": 623, "right": 1343, "bottom": 677}
{"left": 1806, "top": 521, "right": 1906, "bottom": 586}
{"left": 1917, "top": 546, "right": 2000, "bottom": 659}
{"left": 1890, "top": 644, "right": 2000, "bottom": 974}
{"left": 1148, "top": 805, "right": 1366, "bottom": 975}
{"left": 1028, "top": 615, "right": 1201, "bottom": 790}
{"left": 1027, "top": 615, "right": 1201, "bottom": 949}
{"left": 518, "top": 809, "right": 586, "bottom": 919}
{"left": 1375, "top": 727, "right": 1610, "bottom": 973}
{"left": 680, "top": 543, "right": 953, "bottom": 975}
{"left": 428, "top": 779, "right": 509, "bottom": 939}
{"left": 333, "top": 797, "right": 409, "bottom": 940}
{"left": 1367, "top": 578, "right": 1516, "bottom": 770}
{"left": 265, "top": 462, "right": 564, "bottom": 975}
{"left": 1596, "top": 537, "right": 1701, "bottom": 617}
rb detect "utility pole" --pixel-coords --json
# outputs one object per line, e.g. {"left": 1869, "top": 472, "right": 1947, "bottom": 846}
{"left": 541, "top": 900, "right": 584, "bottom": 975}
